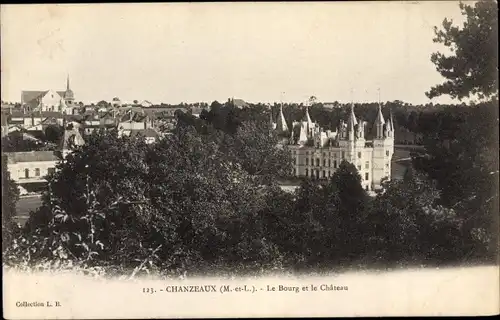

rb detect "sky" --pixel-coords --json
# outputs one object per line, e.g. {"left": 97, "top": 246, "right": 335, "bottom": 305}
{"left": 1, "top": 2, "right": 468, "bottom": 105}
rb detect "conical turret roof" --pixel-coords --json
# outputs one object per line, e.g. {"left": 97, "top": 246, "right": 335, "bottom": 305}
{"left": 346, "top": 103, "right": 358, "bottom": 133}
{"left": 387, "top": 109, "right": 394, "bottom": 131}
{"left": 276, "top": 104, "right": 288, "bottom": 132}
{"left": 375, "top": 103, "right": 385, "bottom": 125}
{"left": 302, "top": 105, "right": 313, "bottom": 126}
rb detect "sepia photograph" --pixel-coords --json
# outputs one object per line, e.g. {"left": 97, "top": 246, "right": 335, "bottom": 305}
{"left": 1, "top": 1, "right": 499, "bottom": 318}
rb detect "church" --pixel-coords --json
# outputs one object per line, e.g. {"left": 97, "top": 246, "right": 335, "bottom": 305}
{"left": 21, "top": 75, "right": 75, "bottom": 113}
{"left": 272, "top": 103, "right": 394, "bottom": 191}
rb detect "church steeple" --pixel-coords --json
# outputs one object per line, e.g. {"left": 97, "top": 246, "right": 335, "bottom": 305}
{"left": 63, "top": 74, "right": 74, "bottom": 103}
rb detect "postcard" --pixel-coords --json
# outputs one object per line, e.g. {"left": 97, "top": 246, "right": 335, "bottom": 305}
{"left": 2, "top": 2, "right": 499, "bottom": 318}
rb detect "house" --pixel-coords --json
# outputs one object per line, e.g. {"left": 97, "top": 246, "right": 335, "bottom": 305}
{"left": 117, "top": 111, "right": 150, "bottom": 131}
{"left": 3, "top": 151, "right": 60, "bottom": 184}
{"left": 9, "top": 111, "right": 26, "bottom": 126}
{"left": 4, "top": 111, "right": 66, "bottom": 133}
{"left": 125, "top": 128, "right": 161, "bottom": 144}
{"left": 80, "top": 111, "right": 118, "bottom": 135}
{"left": 22, "top": 112, "right": 65, "bottom": 131}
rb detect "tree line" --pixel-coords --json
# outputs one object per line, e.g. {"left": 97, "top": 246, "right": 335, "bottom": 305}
{"left": 2, "top": 99, "right": 496, "bottom": 276}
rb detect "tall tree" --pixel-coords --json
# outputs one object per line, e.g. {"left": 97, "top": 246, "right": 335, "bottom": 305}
{"left": 427, "top": 0, "right": 498, "bottom": 101}
{"left": 412, "top": 102, "right": 499, "bottom": 261}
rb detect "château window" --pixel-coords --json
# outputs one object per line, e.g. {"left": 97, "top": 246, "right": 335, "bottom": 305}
{"left": 365, "top": 172, "right": 369, "bottom": 181}
{"left": 328, "top": 159, "right": 331, "bottom": 167}
{"left": 35, "top": 168, "right": 40, "bottom": 177}
{"left": 306, "top": 158, "right": 309, "bottom": 165}
{"left": 323, "top": 171, "right": 326, "bottom": 178}
{"left": 305, "top": 169, "right": 309, "bottom": 177}
{"left": 323, "top": 159, "right": 326, "bottom": 167}
{"left": 334, "top": 160, "right": 337, "bottom": 168}
{"left": 386, "top": 150, "right": 390, "bottom": 156}
{"left": 341, "top": 151, "right": 345, "bottom": 159}
{"left": 316, "top": 159, "right": 320, "bottom": 166}
{"left": 24, "top": 169, "right": 29, "bottom": 178}
{"left": 358, "top": 152, "right": 362, "bottom": 158}
{"left": 365, "top": 161, "right": 369, "bottom": 169}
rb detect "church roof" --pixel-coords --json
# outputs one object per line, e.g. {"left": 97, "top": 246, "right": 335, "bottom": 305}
{"left": 21, "top": 91, "right": 47, "bottom": 104}
{"left": 21, "top": 90, "right": 67, "bottom": 105}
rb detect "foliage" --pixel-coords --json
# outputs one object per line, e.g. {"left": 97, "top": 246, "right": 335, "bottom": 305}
{"left": 2, "top": 154, "right": 21, "bottom": 252}
{"left": 366, "top": 169, "right": 465, "bottom": 265}
{"left": 263, "top": 162, "right": 370, "bottom": 270}
{"left": 4, "top": 127, "right": 286, "bottom": 276}
{"left": 3, "top": 101, "right": 497, "bottom": 276}
{"left": 44, "top": 124, "right": 64, "bottom": 144}
{"left": 427, "top": 0, "right": 498, "bottom": 100}
{"left": 1, "top": 132, "right": 48, "bottom": 152}
{"left": 176, "top": 108, "right": 293, "bottom": 184}
{"left": 412, "top": 100, "right": 499, "bottom": 261}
